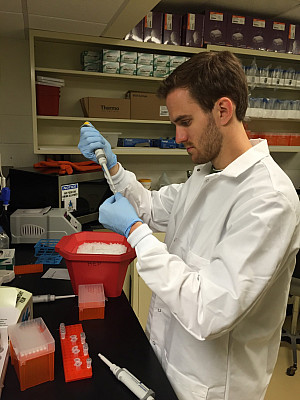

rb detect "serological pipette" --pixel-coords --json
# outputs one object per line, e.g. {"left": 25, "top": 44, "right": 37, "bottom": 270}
{"left": 98, "top": 353, "right": 155, "bottom": 400}
{"left": 82, "top": 121, "right": 116, "bottom": 193}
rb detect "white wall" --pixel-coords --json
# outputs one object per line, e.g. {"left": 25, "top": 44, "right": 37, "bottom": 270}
{"left": 0, "top": 37, "right": 43, "bottom": 170}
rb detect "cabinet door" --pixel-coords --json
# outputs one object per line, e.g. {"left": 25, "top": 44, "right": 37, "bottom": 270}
{"left": 131, "top": 232, "right": 165, "bottom": 330}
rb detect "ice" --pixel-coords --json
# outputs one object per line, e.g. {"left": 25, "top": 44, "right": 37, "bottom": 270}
{"left": 77, "top": 242, "right": 127, "bottom": 255}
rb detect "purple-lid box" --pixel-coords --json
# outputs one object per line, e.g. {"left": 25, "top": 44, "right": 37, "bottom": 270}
{"left": 287, "top": 24, "right": 300, "bottom": 54}
{"left": 182, "top": 13, "right": 204, "bottom": 47}
{"left": 163, "top": 13, "right": 182, "bottom": 45}
{"left": 124, "top": 19, "right": 144, "bottom": 42}
{"left": 247, "top": 17, "right": 270, "bottom": 50}
{"left": 226, "top": 14, "right": 251, "bottom": 48}
{"left": 266, "top": 20, "right": 287, "bottom": 53}
{"left": 204, "top": 10, "right": 228, "bottom": 46}
{"left": 143, "top": 12, "right": 163, "bottom": 44}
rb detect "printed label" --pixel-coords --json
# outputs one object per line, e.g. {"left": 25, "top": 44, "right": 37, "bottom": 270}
{"left": 61, "top": 183, "right": 78, "bottom": 200}
{"left": 165, "top": 14, "right": 173, "bottom": 30}
{"left": 232, "top": 16, "right": 245, "bottom": 25}
{"left": 145, "top": 13, "right": 153, "bottom": 28}
{"left": 289, "top": 24, "right": 296, "bottom": 39}
{"left": 273, "top": 22, "right": 285, "bottom": 31}
{"left": 188, "top": 13, "right": 195, "bottom": 30}
{"left": 160, "top": 105, "right": 169, "bottom": 117}
{"left": 210, "top": 12, "right": 223, "bottom": 22}
{"left": 253, "top": 19, "right": 265, "bottom": 28}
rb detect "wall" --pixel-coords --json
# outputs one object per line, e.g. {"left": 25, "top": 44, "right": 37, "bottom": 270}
{"left": 0, "top": 37, "right": 43, "bottom": 171}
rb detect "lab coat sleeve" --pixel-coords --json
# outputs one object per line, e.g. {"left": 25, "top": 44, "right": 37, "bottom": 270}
{"left": 110, "top": 163, "right": 183, "bottom": 232}
{"left": 128, "top": 191, "right": 300, "bottom": 341}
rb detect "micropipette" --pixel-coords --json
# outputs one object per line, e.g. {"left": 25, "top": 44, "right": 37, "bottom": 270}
{"left": 98, "top": 353, "right": 155, "bottom": 400}
{"left": 82, "top": 121, "right": 116, "bottom": 193}
{"left": 33, "top": 294, "right": 76, "bottom": 303}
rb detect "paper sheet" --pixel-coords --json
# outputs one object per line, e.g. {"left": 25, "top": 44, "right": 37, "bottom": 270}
{"left": 42, "top": 268, "right": 70, "bottom": 280}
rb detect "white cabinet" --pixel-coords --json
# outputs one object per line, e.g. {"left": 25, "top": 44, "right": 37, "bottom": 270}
{"left": 29, "top": 30, "right": 300, "bottom": 157}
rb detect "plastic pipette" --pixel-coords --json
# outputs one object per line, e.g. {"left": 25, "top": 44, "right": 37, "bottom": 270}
{"left": 98, "top": 353, "right": 155, "bottom": 400}
{"left": 82, "top": 121, "right": 116, "bottom": 193}
{"left": 33, "top": 294, "right": 76, "bottom": 303}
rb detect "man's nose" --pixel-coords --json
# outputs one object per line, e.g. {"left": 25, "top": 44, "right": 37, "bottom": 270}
{"left": 175, "top": 127, "right": 187, "bottom": 144}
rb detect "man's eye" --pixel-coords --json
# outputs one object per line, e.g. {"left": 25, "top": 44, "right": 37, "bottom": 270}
{"left": 181, "top": 120, "right": 191, "bottom": 126}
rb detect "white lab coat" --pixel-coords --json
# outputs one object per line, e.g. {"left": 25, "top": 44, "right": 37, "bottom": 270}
{"left": 111, "top": 140, "right": 300, "bottom": 400}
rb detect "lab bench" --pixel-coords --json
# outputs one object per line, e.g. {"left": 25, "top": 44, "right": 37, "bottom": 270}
{"left": 2, "top": 244, "right": 178, "bottom": 400}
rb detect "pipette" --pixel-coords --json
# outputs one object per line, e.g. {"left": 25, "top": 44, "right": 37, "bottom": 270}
{"left": 82, "top": 121, "right": 116, "bottom": 193}
{"left": 33, "top": 294, "right": 76, "bottom": 303}
{"left": 98, "top": 353, "right": 155, "bottom": 400}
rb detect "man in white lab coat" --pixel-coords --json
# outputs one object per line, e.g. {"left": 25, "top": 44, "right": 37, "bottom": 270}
{"left": 78, "top": 51, "right": 300, "bottom": 400}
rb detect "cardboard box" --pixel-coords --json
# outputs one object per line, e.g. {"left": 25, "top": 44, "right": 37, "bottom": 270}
{"left": 126, "top": 91, "right": 169, "bottom": 121}
{"left": 80, "top": 97, "right": 130, "bottom": 119}
{"left": 204, "top": 10, "right": 228, "bottom": 45}
{"left": 182, "top": 13, "right": 204, "bottom": 47}
{"left": 287, "top": 24, "right": 300, "bottom": 54}
{"left": 144, "top": 12, "right": 163, "bottom": 44}
{"left": 163, "top": 13, "right": 182, "bottom": 45}
{"left": 0, "top": 249, "right": 15, "bottom": 270}
{"left": 226, "top": 14, "right": 251, "bottom": 48}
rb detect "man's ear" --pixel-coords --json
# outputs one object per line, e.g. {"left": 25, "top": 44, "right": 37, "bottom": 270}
{"left": 213, "top": 97, "right": 234, "bottom": 126}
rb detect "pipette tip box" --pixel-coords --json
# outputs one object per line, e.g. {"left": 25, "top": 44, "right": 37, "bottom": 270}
{"left": 78, "top": 283, "right": 105, "bottom": 320}
{"left": 8, "top": 317, "right": 55, "bottom": 391}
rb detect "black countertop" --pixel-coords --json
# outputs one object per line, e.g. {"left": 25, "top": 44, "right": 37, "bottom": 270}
{"left": 2, "top": 245, "right": 178, "bottom": 400}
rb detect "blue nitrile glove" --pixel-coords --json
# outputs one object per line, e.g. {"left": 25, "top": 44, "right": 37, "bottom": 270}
{"left": 99, "top": 192, "right": 143, "bottom": 238}
{"left": 78, "top": 122, "right": 117, "bottom": 169}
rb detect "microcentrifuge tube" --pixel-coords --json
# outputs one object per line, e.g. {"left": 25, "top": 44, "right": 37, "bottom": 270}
{"left": 72, "top": 346, "right": 80, "bottom": 355}
{"left": 86, "top": 357, "right": 92, "bottom": 369}
{"left": 80, "top": 331, "right": 86, "bottom": 344}
{"left": 60, "top": 323, "right": 66, "bottom": 339}
{"left": 70, "top": 334, "right": 77, "bottom": 344}
{"left": 74, "top": 358, "right": 82, "bottom": 370}
{"left": 83, "top": 342, "right": 88, "bottom": 356}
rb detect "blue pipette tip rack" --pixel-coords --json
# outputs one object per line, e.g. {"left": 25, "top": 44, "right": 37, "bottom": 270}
{"left": 34, "top": 239, "right": 62, "bottom": 264}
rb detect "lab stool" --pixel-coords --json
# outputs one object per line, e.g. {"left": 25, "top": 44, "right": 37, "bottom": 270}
{"left": 281, "top": 252, "right": 300, "bottom": 376}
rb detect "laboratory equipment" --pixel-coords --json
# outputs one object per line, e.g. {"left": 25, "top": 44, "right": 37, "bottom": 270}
{"left": 55, "top": 231, "right": 136, "bottom": 297}
{"left": 33, "top": 294, "right": 76, "bottom": 303}
{"left": 10, "top": 207, "right": 81, "bottom": 244}
{"left": 82, "top": 121, "right": 116, "bottom": 193}
{"left": 9, "top": 166, "right": 112, "bottom": 225}
{"left": 0, "top": 226, "right": 9, "bottom": 249}
{"left": 98, "top": 353, "right": 155, "bottom": 400}
{"left": 8, "top": 317, "right": 55, "bottom": 391}
{"left": 59, "top": 323, "right": 92, "bottom": 382}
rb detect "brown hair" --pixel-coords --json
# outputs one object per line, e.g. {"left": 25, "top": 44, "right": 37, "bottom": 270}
{"left": 157, "top": 51, "right": 248, "bottom": 121}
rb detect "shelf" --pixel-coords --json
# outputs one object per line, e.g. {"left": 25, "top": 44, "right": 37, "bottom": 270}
{"left": 37, "top": 116, "right": 172, "bottom": 125}
{"left": 269, "top": 146, "right": 300, "bottom": 152}
{"left": 36, "top": 146, "right": 188, "bottom": 156}
{"left": 35, "top": 67, "right": 164, "bottom": 82}
{"left": 208, "top": 45, "right": 300, "bottom": 62}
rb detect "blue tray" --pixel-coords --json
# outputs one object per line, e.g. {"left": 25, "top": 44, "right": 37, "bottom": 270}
{"left": 34, "top": 239, "right": 63, "bottom": 264}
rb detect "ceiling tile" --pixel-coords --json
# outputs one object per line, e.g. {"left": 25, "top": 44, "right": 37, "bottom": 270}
{"left": 27, "top": 0, "right": 127, "bottom": 24}
{"left": 0, "top": 12, "right": 25, "bottom": 39}
{"left": 28, "top": 15, "right": 107, "bottom": 36}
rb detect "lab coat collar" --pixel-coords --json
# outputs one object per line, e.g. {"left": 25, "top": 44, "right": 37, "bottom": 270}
{"left": 203, "top": 139, "right": 270, "bottom": 179}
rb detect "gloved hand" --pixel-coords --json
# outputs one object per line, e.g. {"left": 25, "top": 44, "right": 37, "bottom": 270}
{"left": 99, "top": 192, "right": 143, "bottom": 238}
{"left": 78, "top": 122, "right": 117, "bottom": 169}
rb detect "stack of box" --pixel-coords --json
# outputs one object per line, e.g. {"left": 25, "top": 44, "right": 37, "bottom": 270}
{"left": 78, "top": 283, "right": 105, "bottom": 320}
{"left": 81, "top": 51, "right": 102, "bottom": 72}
